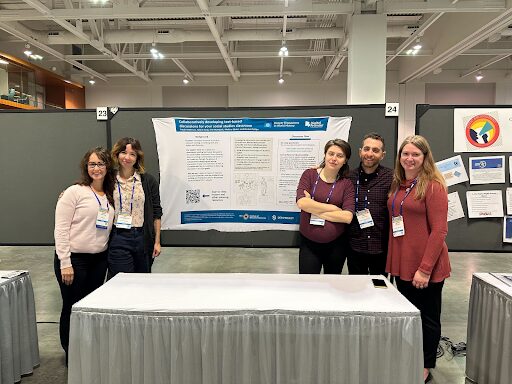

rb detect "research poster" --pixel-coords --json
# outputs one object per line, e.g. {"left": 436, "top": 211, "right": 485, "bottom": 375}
{"left": 466, "top": 190, "right": 504, "bottom": 218}
{"left": 469, "top": 156, "right": 505, "bottom": 185}
{"left": 447, "top": 192, "right": 465, "bottom": 222}
{"left": 436, "top": 155, "right": 468, "bottom": 187}
{"left": 454, "top": 109, "right": 512, "bottom": 152}
{"left": 504, "top": 217, "right": 512, "bottom": 243}
{"left": 153, "top": 116, "right": 352, "bottom": 231}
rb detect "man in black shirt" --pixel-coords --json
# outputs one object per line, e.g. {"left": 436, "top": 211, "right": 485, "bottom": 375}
{"left": 347, "top": 133, "right": 393, "bottom": 275}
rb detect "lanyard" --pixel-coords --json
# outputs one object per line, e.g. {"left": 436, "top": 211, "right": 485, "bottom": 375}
{"left": 311, "top": 170, "right": 337, "bottom": 203}
{"left": 90, "top": 187, "right": 109, "bottom": 211}
{"left": 355, "top": 175, "right": 369, "bottom": 210}
{"left": 117, "top": 177, "right": 136, "bottom": 214}
{"left": 391, "top": 180, "right": 417, "bottom": 217}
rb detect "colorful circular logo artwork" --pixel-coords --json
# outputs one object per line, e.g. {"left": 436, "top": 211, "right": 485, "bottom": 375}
{"left": 465, "top": 114, "right": 500, "bottom": 148}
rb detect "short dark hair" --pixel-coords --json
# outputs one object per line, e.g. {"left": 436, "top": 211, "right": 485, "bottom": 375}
{"left": 361, "top": 132, "right": 385, "bottom": 151}
{"left": 319, "top": 138, "right": 351, "bottom": 178}
{"left": 111, "top": 137, "right": 145, "bottom": 174}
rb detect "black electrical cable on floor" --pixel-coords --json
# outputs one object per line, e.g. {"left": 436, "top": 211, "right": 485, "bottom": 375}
{"left": 437, "top": 336, "right": 467, "bottom": 359}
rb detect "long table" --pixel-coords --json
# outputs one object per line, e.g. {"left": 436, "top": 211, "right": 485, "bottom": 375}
{"left": 466, "top": 272, "right": 512, "bottom": 384}
{"left": 0, "top": 271, "right": 40, "bottom": 383}
{"left": 69, "top": 273, "right": 423, "bottom": 384}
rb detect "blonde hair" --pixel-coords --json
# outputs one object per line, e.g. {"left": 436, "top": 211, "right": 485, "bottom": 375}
{"left": 390, "top": 135, "right": 446, "bottom": 200}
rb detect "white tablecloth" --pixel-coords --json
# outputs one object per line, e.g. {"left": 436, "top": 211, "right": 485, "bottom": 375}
{"left": 466, "top": 273, "right": 512, "bottom": 384}
{"left": 0, "top": 271, "right": 40, "bottom": 383}
{"left": 69, "top": 273, "right": 423, "bottom": 384}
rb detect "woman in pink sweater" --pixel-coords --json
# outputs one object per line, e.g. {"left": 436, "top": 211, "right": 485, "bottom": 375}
{"left": 54, "top": 147, "right": 115, "bottom": 365}
{"left": 386, "top": 135, "right": 450, "bottom": 383}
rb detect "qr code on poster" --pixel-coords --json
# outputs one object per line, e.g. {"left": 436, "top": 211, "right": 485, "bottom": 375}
{"left": 186, "top": 189, "right": 200, "bottom": 204}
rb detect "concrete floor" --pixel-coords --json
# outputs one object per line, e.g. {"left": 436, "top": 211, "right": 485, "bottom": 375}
{"left": 1, "top": 246, "right": 510, "bottom": 384}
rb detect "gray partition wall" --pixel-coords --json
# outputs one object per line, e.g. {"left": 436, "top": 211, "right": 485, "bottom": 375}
{"left": 0, "top": 109, "right": 107, "bottom": 244}
{"left": 416, "top": 105, "right": 512, "bottom": 252}
{"left": 0, "top": 106, "right": 397, "bottom": 246}
{"left": 111, "top": 106, "right": 397, "bottom": 247}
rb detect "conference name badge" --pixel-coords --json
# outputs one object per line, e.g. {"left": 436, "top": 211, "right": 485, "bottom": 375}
{"left": 309, "top": 214, "right": 325, "bottom": 226}
{"left": 356, "top": 209, "right": 374, "bottom": 229}
{"left": 116, "top": 212, "right": 133, "bottom": 229}
{"left": 96, "top": 208, "right": 109, "bottom": 230}
{"left": 392, "top": 216, "right": 405, "bottom": 237}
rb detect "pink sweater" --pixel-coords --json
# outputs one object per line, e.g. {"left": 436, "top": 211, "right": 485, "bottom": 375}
{"left": 386, "top": 180, "right": 451, "bottom": 282}
{"left": 54, "top": 185, "right": 114, "bottom": 269}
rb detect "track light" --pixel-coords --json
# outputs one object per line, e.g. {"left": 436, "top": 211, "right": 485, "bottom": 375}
{"left": 475, "top": 72, "right": 483, "bottom": 81}
{"left": 278, "top": 77, "right": 284, "bottom": 84}
{"left": 150, "top": 43, "right": 164, "bottom": 59}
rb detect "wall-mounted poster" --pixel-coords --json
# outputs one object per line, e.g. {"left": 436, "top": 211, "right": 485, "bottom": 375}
{"left": 436, "top": 155, "right": 468, "bottom": 187}
{"left": 466, "top": 190, "right": 504, "bottom": 218}
{"left": 153, "top": 116, "right": 352, "bottom": 231}
{"left": 469, "top": 156, "right": 505, "bottom": 185}
{"left": 454, "top": 109, "right": 512, "bottom": 152}
{"left": 447, "top": 192, "right": 465, "bottom": 222}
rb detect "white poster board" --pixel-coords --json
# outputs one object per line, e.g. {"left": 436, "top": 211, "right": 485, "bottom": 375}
{"left": 153, "top": 116, "right": 352, "bottom": 231}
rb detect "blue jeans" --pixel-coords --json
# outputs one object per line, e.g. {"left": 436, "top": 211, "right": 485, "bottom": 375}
{"left": 108, "top": 227, "right": 147, "bottom": 277}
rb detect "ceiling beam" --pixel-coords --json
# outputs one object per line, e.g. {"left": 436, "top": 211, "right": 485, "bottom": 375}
{"left": 399, "top": 10, "right": 512, "bottom": 83}
{"left": 459, "top": 54, "right": 511, "bottom": 77}
{"left": 195, "top": 0, "right": 238, "bottom": 81}
{"left": 384, "top": 0, "right": 505, "bottom": 14}
{"left": 20, "top": 0, "right": 151, "bottom": 82}
{"left": 0, "top": 3, "right": 353, "bottom": 22}
{"left": 0, "top": 21, "right": 107, "bottom": 82}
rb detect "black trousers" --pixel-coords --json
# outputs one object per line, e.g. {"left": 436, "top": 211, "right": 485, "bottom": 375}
{"left": 54, "top": 250, "right": 108, "bottom": 356}
{"left": 108, "top": 227, "right": 147, "bottom": 278}
{"left": 396, "top": 277, "right": 444, "bottom": 368}
{"left": 299, "top": 234, "right": 347, "bottom": 274}
{"left": 347, "top": 248, "right": 387, "bottom": 276}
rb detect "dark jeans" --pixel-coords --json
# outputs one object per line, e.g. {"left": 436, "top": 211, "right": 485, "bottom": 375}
{"left": 396, "top": 277, "right": 444, "bottom": 368}
{"left": 347, "top": 248, "right": 387, "bottom": 276}
{"left": 108, "top": 227, "right": 147, "bottom": 278}
{"left": 54, "top": 250, "right": 108, "bottom": 357}
{"left": 299, "top": 234, "right": 347, "bottom": 274}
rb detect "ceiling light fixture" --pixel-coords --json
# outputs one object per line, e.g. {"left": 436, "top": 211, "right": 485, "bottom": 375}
{"left": 150, "top": 43, "right": 164, "bottom": 59}
{"left": 475, "top": 72, "right": 484, "bottom": 81}
{"left": 183, "top": 78, "right": 190, "bottom": 85}
{"left": 278, "top": 43, "right": 288, "bottom": 57}
{"left": 0, "top": 59, "right": 8, "bottom": 65}
{"left": 278, "top": 77, "right": 284, "bottom": 84}
{"left": 89, "top": 78, "right": 96, "bottom": 85}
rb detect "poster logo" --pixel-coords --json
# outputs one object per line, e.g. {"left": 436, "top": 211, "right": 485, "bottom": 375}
{"left": 465, "top": 114, "right": 500, "bottom": 148}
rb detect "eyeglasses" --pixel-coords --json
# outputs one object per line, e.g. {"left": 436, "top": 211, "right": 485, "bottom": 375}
{"left": 88, "top": 162, "right": 106, "bottom": 169}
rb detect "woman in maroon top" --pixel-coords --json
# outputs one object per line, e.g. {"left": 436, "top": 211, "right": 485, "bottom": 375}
{"left": 296, "top": 139, "right": 355, "bottom": 274}
{"left": 386, "top": 135, "right": 450, "bottom": 383}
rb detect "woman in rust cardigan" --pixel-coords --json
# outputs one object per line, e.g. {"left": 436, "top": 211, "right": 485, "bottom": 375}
{"left": 386, "top": 135, "right": 451, "bottom": 383}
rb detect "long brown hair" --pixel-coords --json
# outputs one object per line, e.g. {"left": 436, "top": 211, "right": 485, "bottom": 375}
{"left": 111, "top": 137, "right": 145, "bottom": 174}
{"left": 78, "top": 147, "right": 115, "bottom": 205}
{"left": 389, "top": 135, "right": 446, "bottom": 200}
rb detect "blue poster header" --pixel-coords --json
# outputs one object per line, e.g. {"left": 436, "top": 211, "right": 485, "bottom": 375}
{"left": 175, "top": 117, "right": 329, "bottom": 132}
{"left": 470, "top": 158, "right": 503, "bottom": 169}
{"left": 181, "top": 210, "right": 300, "bottom": 224}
